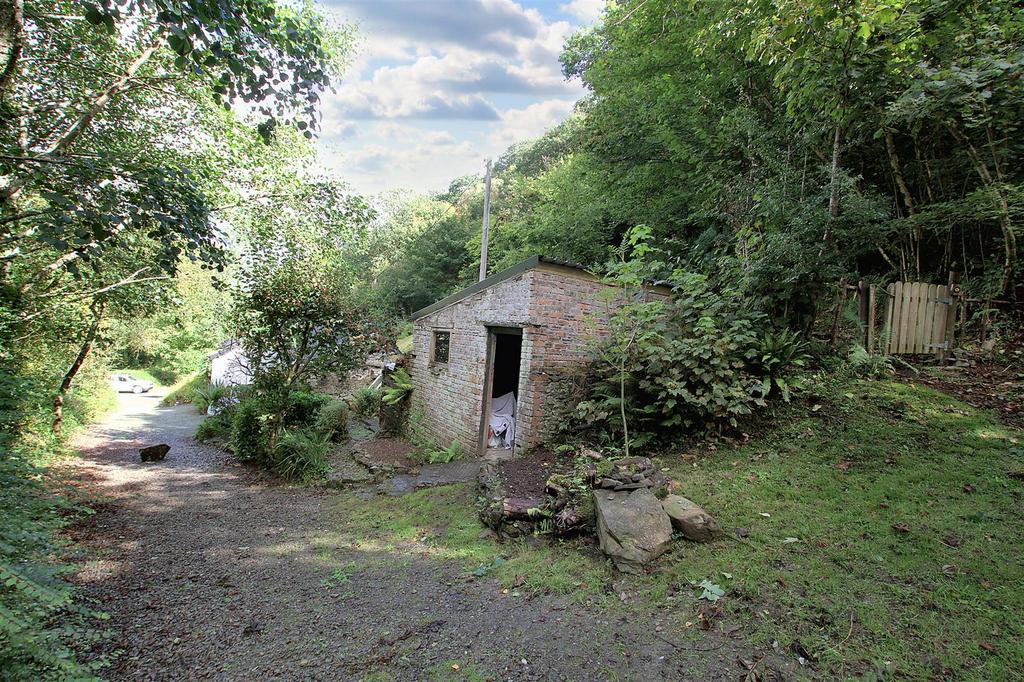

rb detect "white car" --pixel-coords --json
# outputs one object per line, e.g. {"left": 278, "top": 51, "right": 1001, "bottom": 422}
{"left": 109, "top": 373, "right": 154, "bottom": 394}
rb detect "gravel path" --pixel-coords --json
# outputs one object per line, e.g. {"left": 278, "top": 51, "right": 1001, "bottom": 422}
{"left": 66, "top": 391, "right": 790, "bottom": 681}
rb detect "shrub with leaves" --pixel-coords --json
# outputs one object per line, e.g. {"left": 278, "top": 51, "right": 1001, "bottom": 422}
{"left": 314, "top": 399, "right": 349, "bottom": 442}
{"left": 756, "top": 329, "right": 810, "bottom": 401}
{"left": 194, "top": 410, "right": 233, "bottom": 442}
{"left": 231, "top": 398, "right": 268, "bottom": 462}
{"left": 578, "top": 226, "right": 810, "bottom": 447}
{"left": 381, "top": 367, "right": 413, "bottom": 406}
{"left": 284, "top": 391, "right": 332, "bottom": 427}
{"left": 429, "top": 440, "right": 462, "bottom": 464}
{"left": 271, "top": 428, "right": 332, "bottom": 481}
{"left": 192, "top": 382, "right": 233, "bottom": 414}
{"left": 350, "top": 387, "right": 382, "bottom": 418}
{"left": 0, "top": 453, "right": 108, "bottom": 680}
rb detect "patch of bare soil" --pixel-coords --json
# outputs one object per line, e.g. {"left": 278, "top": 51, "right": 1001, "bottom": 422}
{"left": 497, "top": 448, "right": 562, "bottom": 497}
{"left": 898, "top": 363, "right": 1024, "bottom": 427}
{"left": 62, "top": 392, "right": 799, "bottom": 681}
{"left": 354, "top": 437, "right": 416, "bottom": 469}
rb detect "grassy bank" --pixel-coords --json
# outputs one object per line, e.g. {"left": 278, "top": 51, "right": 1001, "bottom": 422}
{"left": 1, "top": 367, "right": 116, "bottom": 679}
{"left": 325, "top": 377, "right": 1023, "bottom": 678}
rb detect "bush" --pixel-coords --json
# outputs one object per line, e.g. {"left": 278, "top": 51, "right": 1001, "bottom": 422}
{"left": 231, "top": 399, "right": 267, "bottom": 462}
{"left": 195, "top": 410, "right": 233, "bottom": 442}
{"left": 756, "top": 328, "right": 810, "bottom": 400}
{"left": 0, "top": 453, "right": 106, "bottom": 680}
{"left": 578, "top": 273, "right": 770, "bottom": 446}
{"left": 576, "top": 263, "right": 820, "bottom": 448}
{"left": 381, "top": 367, "right": 413, "bottom": 405}
{"left": 284, "top": 391, "right": 332, "bottom": 426}
{"left": 314, "top": 399, "right": 349, "bottom": 441}
{"left": 350, "top": 386, "right": 382, "bottom": 418}
{"left": 193, "top": 382, "right": 234, "bottom": 414}
{"left": 270, "top": 428, "right": 331, "bottom": 481}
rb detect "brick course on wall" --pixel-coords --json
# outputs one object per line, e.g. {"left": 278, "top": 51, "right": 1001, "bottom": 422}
{"left": 411, "top": 261, "right": 666, "bottom": 456}
{"left": 410, "top": 272, "right": 535, "bottom": 455}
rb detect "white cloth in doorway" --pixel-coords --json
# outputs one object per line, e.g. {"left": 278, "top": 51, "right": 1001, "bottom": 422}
{"left": 488, "top": 391, "right": 516, "bottom": 449}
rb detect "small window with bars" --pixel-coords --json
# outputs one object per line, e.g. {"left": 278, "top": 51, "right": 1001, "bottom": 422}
{"left": 432, "top": 331, "right": 450, "bottom": 364}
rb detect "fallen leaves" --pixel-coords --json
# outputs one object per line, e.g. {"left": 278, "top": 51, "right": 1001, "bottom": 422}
{"left": 891, "top": 522, "right": 910, "bottom": 534}
{"left": 695, "top": 579, "right": 724, "bottom": 602}
{"left": 941, "top": 534, "right": 964, "bottom": 549}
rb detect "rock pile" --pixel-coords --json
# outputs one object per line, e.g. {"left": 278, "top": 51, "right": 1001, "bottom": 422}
{"left": 594, "top": 488, "right": 672, "bottom": 574}
{"left": 591, "top": 455, "right": 669, "bottom": 496}
{"left": 662, "top": 494, "right": 722, "bottom": 543}
{"left": 594, "top": 487, "right": 721, "bottom": 571}
{"left": 478, "top": 448, "right": 721, "bottom": 570}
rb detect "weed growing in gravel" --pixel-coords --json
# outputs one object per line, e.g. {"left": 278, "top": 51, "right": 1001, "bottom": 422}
{"left": 321, "top": 561, "right": 358, "bottom": 588}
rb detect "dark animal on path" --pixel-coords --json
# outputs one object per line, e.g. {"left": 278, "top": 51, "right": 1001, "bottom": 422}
{"left": 139, "top": 444, "right": 170, "bottom": 462}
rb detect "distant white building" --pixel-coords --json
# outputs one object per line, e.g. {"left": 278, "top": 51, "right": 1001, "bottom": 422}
{"left": 208, "top": 340, "right": 251, "bottom": 387}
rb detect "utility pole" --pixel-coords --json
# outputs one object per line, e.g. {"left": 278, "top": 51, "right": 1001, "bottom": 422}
{"left": 479, "top": 158, "right": 491, "bottom": 282}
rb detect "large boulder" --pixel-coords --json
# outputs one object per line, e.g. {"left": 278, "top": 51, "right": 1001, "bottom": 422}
{"left": 661, "top": 495, "right": 721, "bottom": 542}
{"left": 593, "top": 488, "right": 673, "bottom": 573}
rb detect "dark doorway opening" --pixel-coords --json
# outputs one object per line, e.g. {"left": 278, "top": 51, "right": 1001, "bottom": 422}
{"left": 479, "top": 327, "right": 523, "bottom": 457}
{"left": 492, "top": 332, "right": 522, "bottom": 399}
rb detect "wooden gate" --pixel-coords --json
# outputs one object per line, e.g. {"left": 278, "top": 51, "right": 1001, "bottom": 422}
{"left": 883, "top": 281, "right": 953, "bottom": 356}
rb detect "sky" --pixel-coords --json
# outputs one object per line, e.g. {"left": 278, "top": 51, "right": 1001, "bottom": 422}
{"left": 314, "top": 0, "right": 603, "bottom": 196}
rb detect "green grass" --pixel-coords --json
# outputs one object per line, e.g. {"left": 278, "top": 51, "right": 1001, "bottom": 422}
{"left": 643, "top": 379, "right": 1023, "bottom": 678}
{"left": 326, "top": 377, "right": 1023, "bottom": 678}
{"left": 327, "top": 485, "right": 610, "bottom": 603}
{"left": 160, "top": 371, "right": 206, "bottom": 406}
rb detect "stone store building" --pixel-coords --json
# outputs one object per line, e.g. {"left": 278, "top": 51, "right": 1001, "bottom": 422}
{"left": 409, "top": 255, "right": 667, "bottom": 457}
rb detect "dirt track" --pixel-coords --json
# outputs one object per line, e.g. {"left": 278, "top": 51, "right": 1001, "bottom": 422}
{"left": 67, "top": 390, "right": 789, "bottom": 681}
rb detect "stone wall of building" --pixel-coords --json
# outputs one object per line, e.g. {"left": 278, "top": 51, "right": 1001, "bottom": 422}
{"left": 410, "top": 262, "right": 667, "bottom": 455}
{"left": 521, "top": 265, "right": 623, "bottom": 446}
{"left": 410, "top": 271, "right": 536, "bottom": 455}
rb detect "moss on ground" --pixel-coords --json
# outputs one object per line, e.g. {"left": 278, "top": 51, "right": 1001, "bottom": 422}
{"left": 327, "top": 377, "right": 1023, "bottom": 678}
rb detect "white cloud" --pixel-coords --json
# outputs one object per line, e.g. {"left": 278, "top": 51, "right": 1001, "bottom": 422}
{"left": 560, "top": 0, "right": 604, "bottom": 23}
{"left": 490, "top": 98, "right": 577, "bottom": 148}
{"left": 314, "top": 1, "right": 587, "bottom": 194}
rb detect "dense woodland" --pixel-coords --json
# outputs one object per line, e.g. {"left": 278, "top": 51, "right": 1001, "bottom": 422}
{"left": 379, "top": 0, "right": 1022, "bottom": 318}
{"left": 1, "top": 0, "right": 1022, "bottom": 677}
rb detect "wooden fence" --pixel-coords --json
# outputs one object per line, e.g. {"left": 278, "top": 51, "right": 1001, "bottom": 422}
{"left": 883, "top": 281, "right": 954, "bottom": 356}
{"left": 831, "top": 272, "right": 962, "bottom": 360}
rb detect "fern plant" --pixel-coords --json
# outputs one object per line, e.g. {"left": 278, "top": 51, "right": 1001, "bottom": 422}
{"left": 381, "top": 367, "right": 413, "bottom": 406}
{"left": 757, "top": 329, "right": 810, "bottom": 401}
{"left": 427, "top": 440, "right": 461, "bottom": 464}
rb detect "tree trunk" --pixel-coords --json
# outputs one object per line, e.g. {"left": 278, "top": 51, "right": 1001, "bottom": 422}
{"left": 885, "top": 130, "right": 920, "bottom": 277}
{"left": 949, "top": 125, "right": 1018, "bottom": 297}
{"left": 817, "top": 125, "right": 843, "bottom": 258}
{"left": 0, "top": 0, "right": 23, "bottom": 96}
{"left": 828, "top": 124, "right": 843, "bottom": 219}
{"left": 53, "top": 303, "right": 104, "bottom": 436}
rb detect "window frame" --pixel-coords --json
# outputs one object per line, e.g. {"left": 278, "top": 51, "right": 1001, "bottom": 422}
{"left": 430, "top": 330, "right": 451, "bottom": 365}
